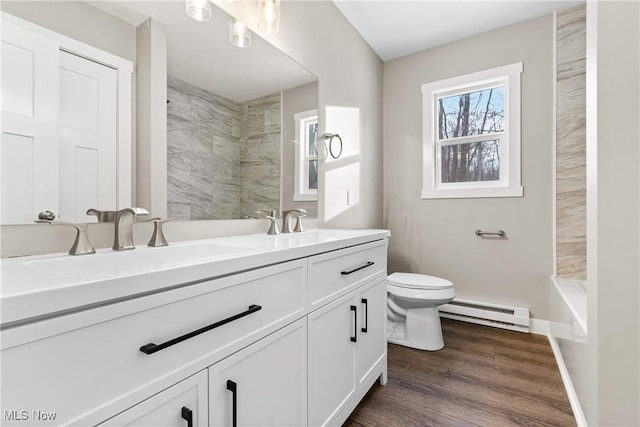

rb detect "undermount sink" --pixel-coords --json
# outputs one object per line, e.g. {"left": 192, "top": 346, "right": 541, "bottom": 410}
{"left": 23, "top": 243, "right": 257, "bottom": 276}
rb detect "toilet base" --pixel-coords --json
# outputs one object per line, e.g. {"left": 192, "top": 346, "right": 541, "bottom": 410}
{"left": 387, "top": 306, "right": 445, "bottom": 351}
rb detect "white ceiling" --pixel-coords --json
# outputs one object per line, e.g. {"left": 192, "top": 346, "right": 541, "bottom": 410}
{"left": 333, "top": 0, "right": 583, "bottom": 61}
{"left": 88, "top": 1, "right": 316, "bottom": 103}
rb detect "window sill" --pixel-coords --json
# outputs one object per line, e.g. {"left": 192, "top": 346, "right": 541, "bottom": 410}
{"left": 421, "top": 185, "right": 523, "bottom": 199}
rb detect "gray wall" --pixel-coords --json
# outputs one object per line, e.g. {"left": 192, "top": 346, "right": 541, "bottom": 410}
{"left": 556, "top": 5, "right": 586, "bottom": 280}
{"left": 0, "top": 1, "right": 136, "bottom": 62}
{"left": 587, "top": 1, "right": 640, "bottom": 424}
{"left": 282, "top": 82, "right": 319, "bottom": 218}
{"left": 383, "top": 15, "right": 554, "bottom": 320}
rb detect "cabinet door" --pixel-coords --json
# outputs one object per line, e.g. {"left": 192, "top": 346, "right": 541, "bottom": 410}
{"left": 208, "top": 319, "right": 307, "bottom": 427}
{"left": 308, "top": 292, "right": 358, "bottom": 427}
{"left": 99, "top": 371, "right": 207, "bottom": 427}
{"left": 356, "top": 276, "right": 387, "bottom": 387}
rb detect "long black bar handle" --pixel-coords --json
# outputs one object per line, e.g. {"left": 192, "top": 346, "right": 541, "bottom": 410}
{"left": 227, "top": 380, "right": 237, "bottom": 427}
{"left": 181, "top": 407, "right": 193, "bottom": 427}
{"left": 140, "top": 304, "right": 262, "bottom": 355}
{"left": 341, "top": 261, "right": 375, "bottom": 276}
{"left": 361, "top": 298, "right": 368, "bottom": 333}
{"left": 350, "top": 305, "right": 357, "bottom": 342}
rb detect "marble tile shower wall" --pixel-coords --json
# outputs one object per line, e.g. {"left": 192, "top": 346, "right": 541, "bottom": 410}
{"left": 167, "top": 77, "right": 280, "bottom": 220}
{"left": 556, "top": 5, "right": 586, "bottom": 279}
{"left": 239, "top": 94, "right": 281, "bottom": 215}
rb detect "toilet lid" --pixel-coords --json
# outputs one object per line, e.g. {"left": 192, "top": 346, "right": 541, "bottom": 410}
{"left": 388, "top": 272, "right": 453, "bottom": 290}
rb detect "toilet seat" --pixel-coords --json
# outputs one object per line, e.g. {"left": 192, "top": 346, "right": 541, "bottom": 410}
{"left": 388, "top": 272, "right": 453, "bottom": 290}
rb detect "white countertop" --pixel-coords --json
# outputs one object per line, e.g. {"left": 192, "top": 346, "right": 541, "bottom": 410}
{"left": 1, "top": 229, "right": 389, "bottom": 327}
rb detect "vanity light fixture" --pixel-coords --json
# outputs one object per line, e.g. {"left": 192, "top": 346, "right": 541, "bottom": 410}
{"left": 257, "top": 0, "right": 280, "bottom": 34}
{"left": 186, "top": 0, "right": 212, "bottom": 21}
{"left": 230, "top": 19, "right": 251, "bottom": 47}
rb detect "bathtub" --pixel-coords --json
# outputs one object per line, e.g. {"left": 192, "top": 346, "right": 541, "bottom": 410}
{"left": 549, "top": 277, "right": 588, "bottom": 427}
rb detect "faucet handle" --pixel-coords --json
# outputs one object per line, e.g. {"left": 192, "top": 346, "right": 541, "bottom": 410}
{"left": 255, "top": 209, "right": 277, "bottom": 218}
{"left": 35, "top": 220, "right": 96, "bottom": 256}
{"left": 293, "top": 211, "right": 307, "bottom": 233}
{"left": 147, "top": 218, "right": 175, "bottom": 247}
{"left": 265, "top": 215, "right": 280, "bottom": 235}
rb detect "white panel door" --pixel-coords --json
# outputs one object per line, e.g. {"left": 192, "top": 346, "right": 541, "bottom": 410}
{"left": 1, "top": 19, "right": 59, "bottom": 224}
{"left": 99, "top": 371, "right": 208, "bottom": 427}
{"left": 58, "top": 50, "right": 117, "bottom": 222}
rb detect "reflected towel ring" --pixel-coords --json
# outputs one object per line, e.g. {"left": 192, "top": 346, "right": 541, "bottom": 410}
{"left": 320, "top": 133, "right": 343, "bottom": 159}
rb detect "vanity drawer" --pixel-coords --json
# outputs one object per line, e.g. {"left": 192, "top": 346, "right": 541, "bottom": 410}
{"left": 0, "top": 259, "right": 307, "bottom": 426}
{"left": 308, "top": 240, "right": 387, "bottom": 311}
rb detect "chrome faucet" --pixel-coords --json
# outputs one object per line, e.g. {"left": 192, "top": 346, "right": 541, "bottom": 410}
{"left": 282, "top": 209, "right": 307, "bottom": 233}
{"left": 255, "top": 209, "right": 280, "bottom": 235}
{"left": 35, "top": 220, "right": 96, "bottom": 256}
{"left": 113, "top": 208, "right": 149, "bottom": 251}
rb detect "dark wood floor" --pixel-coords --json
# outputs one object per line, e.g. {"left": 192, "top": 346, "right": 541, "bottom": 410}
{"left": 344, "top": 319, "right": 575, "bottom": 427}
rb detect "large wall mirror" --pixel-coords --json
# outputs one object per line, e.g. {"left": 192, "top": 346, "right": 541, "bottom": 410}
{"left": 97, "top": 0, "right": 319, "bottom": 220}
{"left": 1, "top": 0, "right": 318, "bottom": 224}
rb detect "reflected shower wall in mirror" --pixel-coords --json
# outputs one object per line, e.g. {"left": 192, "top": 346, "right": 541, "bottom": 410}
{"left": 167, "top": 79, "right": 319, "bottom": 220}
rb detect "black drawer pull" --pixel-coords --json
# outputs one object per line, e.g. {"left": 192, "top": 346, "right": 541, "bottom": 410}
{"left": 341, "top": 261, "right": 375, "bottom": 275}
{"left": 350, "top": 305, "right": 357, "bottom": 343}
{"left": 181, "top": 406, "right": 193, "bottom": 427}
{"left": 139, "top": 304, "right": 262, "bottom": 355}
{"left": 361, "top": 298, "right": 368, "bottom": 333}
{"left": 227, "top": 380, "right": 237, "bottom": 427}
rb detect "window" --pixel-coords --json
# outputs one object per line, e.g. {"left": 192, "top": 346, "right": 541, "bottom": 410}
{"left": 421, "top": 62, "right": 523, "bottom": 199}
{"left": 294, "top": 109, "right": 318, "bottom": 201}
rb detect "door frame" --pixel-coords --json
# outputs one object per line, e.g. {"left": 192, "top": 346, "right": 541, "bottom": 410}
{"left": 1, "top": 11, "right": 133, "bottom": 210}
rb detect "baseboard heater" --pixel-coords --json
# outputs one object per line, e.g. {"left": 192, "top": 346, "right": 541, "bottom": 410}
{"left": 438, "top": 298, "right": 530, "bottom": 333}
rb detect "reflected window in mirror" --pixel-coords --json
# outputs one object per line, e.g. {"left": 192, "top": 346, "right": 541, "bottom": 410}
{"left": 294, "top": 109, "right": 318, "bottom": 201}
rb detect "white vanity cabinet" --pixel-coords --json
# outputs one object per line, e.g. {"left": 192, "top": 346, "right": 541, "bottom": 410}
{"left": 307, "top": 241, "right": 388, "bottom": 426}
{"left": 0, "top": 230, "right": 389, "bottom": 427}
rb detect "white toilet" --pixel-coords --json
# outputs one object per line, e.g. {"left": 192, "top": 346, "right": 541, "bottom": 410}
{"left": 386, "top": 272, "right": 455, "bottom": 351}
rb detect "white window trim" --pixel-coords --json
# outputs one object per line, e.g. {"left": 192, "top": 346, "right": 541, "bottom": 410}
{"left": 293, "top": 109, "right": 318, "bottom": 202}
{"left": 421, "top": 62, "right": 523, "bottom": 199}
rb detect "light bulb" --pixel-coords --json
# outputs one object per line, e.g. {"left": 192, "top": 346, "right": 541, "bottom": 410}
{"left": 258, "top": 0, "right": 280, "bottom": 34}
{"left": 186, "top": 0, "right": 212, "bottom": 21}
{"left": 230, "top": 19, "right": 251, "bottom": 48}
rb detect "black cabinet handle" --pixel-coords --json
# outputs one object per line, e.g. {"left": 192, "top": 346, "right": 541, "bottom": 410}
{"left": 350, "top": 305, "right": 357, "bottom": 342}
{"left": 139, "top": 305, "right": 262, "bottom": 355}
{"left": 341, "top": 261, "right": 375, "bottom": 275}
{"left": 227, "top": 380, "right": 237, "bottom": 427}
{"left": 361, "top": 298, "right": 368, "bottom": 333}
{"left": 181, "top": 407, "right": 193, "bottom": 427}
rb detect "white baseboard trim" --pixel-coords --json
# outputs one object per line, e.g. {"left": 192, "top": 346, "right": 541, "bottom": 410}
{"left": 529, "top": 318, "right": 550, "bottom": 336}
{"left": 547, "top": 335, "right": 588, "bottom": 427}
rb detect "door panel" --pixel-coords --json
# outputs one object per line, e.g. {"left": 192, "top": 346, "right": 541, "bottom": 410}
{"left": 356, "top": 277, "right": 387, "bottom": 387}
{"left": 1, "top": 19, "right": 59, "bottom": 224}
{"left": 58, "top": 50, "right": 117, "bottom": 222}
